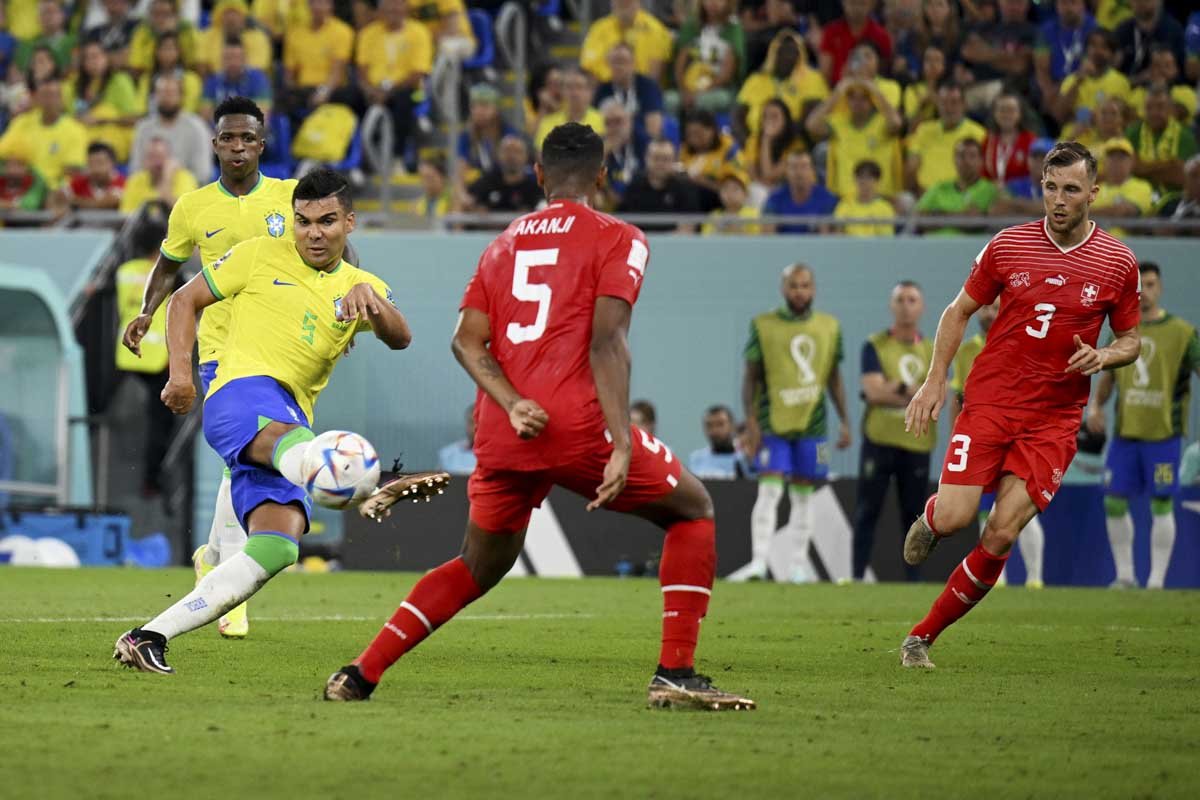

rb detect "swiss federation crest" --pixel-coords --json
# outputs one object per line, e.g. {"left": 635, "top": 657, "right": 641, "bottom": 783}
{"left": 265, "top": 211, "right": 286, "bottom": 238}
{"left": 1081, "top": 281, "right": 1100, "bottom": 306}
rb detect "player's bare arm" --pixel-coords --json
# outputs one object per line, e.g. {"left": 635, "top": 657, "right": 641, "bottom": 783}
{"left": 336, "top": 283, "right": 411, "bottom": 349}
{"left": 827, "top": 368, "right": 852, "bottom": 449}
{"left": 1067, "top": 329, "right": 1139, "bottom": 376}
{"left": 161, "top": 273, "right": 221, "bottom": 414}
{"left": 741, "top": 359, "right": 765, "bottom": 457}
{"left": 123, "top": 252, "right": 186, "bottom": 356}
{"left": 588, "top": 296, "right": 634, "bottom": 511}
{"left": 451, "top": 307, "right": 548, "bottom": 439}
{"left": 1085, "top": 370, "right": 1116, "bottom": 433}
{"left": 905, "top": 289, "right": 981, "bottom": 437}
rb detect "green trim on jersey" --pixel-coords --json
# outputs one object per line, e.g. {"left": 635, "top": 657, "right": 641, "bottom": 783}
{"left": 1113, "top": 312, "right": 1200, "bottom": 441}
{"left": 746, "top": 307, "right": 842, "bottom": 438}
{"left": 863, "top": 330, "right": 935, "bottom": 453}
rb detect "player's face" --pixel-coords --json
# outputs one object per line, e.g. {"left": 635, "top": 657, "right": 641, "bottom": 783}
{"left": 890, "top": 286, "right": 924, "bottom": 326}
{"left": 294, "top": 197, "right": 356, "bottom": 269}
{"left": 213, "top": 114, "right": 265, "bottom": 180}
{"left": 1139, "top": 270, "right": 1161, "bottom": 313}
{"left": 1042, "top": 161, "right": 1097, "bottom": 236}
{"left": 977, "top": 300, "right": 1000, "bottom": 333}
{"left": 781, "top": 268, "right": 814, "bottom": 315}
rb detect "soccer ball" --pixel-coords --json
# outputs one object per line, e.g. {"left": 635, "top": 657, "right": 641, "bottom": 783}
{"left": 302, "top": 430, "right": 381, "bottom": 510}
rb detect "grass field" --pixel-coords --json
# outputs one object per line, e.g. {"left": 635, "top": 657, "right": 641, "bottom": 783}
{"left": 1, "top": 568, "right": 1198, "bottom": 800}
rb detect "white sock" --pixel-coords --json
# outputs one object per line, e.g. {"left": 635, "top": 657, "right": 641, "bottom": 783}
{"left": 143, "top": 553, "right": 270, "bottom": 640}
{"left": 203, "top": 472, "right": 242, "bottom": 566}
{"left": 1148, "top": 510, "right": 1176, "bottom": 589}
{"left": 785, "top": 485, "right": 813, "bottom": 578}
{"left": 1019, "top": 516, "right": 1044, "bottom": 585}
{"left": 275, "top": 437, "right": 311, "bottom": 487}
{"left": 749, "top": 480, "right": 784, "bottom": 565}
{"left": 1107, "top": 512, "right": 1135, "bottom": 584}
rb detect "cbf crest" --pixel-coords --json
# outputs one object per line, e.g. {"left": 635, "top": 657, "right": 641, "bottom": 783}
{"left": 265, "top": 211, "right": 286, "bottom": 238}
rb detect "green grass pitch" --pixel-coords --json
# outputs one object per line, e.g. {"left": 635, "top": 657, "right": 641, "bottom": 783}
{"left": 1, "top": 568, "right": 1198, "bottom": 799}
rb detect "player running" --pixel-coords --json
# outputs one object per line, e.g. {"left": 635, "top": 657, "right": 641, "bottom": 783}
{"left": 113, "top": 169, "right": 447, "bottom": 675}
{"left": 730, "top": 263, "right": 850, "bottom": 583}
{"left": 1086, "top": 262, "right": 1200, "bottom": 589}
{"left": 899, "top": 142, "right": 1142, "bottom": 668}
{"left": 323, "top": 123, "right": 756, "bottom": 711}
{"left": 948, "top": 299, "right": 1045, "bottom": 589}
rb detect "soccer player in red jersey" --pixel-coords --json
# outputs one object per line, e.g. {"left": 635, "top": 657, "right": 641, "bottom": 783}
{"left": 324, "top": 123, "right": 756, "bottom": 710}
{"left": 898, "top": 142, "right": 1143, "bottom": 668}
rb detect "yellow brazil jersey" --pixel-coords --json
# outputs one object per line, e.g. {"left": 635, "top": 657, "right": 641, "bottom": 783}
{"left": 285, "top": 17, "right": 356, "bottom": 88}
{"left": 119, "top": 167, "right": 200, "bottom": 214}
{"left": 1060, "top": 68, "right": 1131, "bottom": 116}
{"left": 196, "top": 25, "right": 273, "bottom": 73}
{"left": 159, "top": 174, "right": 298, "bottom": 364}
{"left": 1094, "top": 176, "right": 1154, "bottom": 238}
{"left": 834, "top": 197, "right": 895, "bottom": 237}
{"left": 950, "top": 333, "right": 986, "bottom": 396}
{"left": 202, "top": 236, "right": 392, "bottom": 424}
{"left": 356, "top": 19, "right": 434, "bottom": 87}
{"left": 534, "top": 107, "right": 606, "bottom": 151}
{"left": 736, "top": 68, "right": 828, "bottom": 138}
{"left": 1129, "top": 84, "right": 1198, "bottom": 120}
{"left": 907, "top": 118, "right": 987, "bottom": 191}
{"left": 701, "top": 205, "right": 761, "bottom": 235}
{"left": 827, "top": 113, "right": 902, "bottom": 199}
{"left": 579, "top": 10, "right": 673, "bottom": 83}
{"left": 0, "top": 110, "right": 88, "bottom": 188}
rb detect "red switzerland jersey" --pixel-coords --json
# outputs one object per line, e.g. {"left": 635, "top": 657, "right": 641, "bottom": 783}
{"left": 962, "top": 219, "right": 1140, "bottom": 414}
{"left": 461, "top": 201, "right": 650, "bottom": 470}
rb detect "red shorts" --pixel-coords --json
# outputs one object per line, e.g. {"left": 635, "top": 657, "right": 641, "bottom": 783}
{"left": 467, "top": 425, "right": 683, "bottom": 532}
{"left": 939, "top": 405, "right": 1078, "bottom": 511}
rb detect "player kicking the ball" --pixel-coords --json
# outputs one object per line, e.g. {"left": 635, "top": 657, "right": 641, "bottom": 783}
{"left": 899, "top": 142, "right": 1142, "bottom": 668}
{"left": 324, "top": 123, "right": 756, "bottom": 710}
{"left": 114, "top": 169, "right": 447, "bottom": 674}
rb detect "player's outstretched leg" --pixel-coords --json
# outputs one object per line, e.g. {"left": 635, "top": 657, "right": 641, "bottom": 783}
{"left": 1147, "top": 496, "right": 1176, "bottom": 589}
{"left": 727, "top": 477, "right": 781, "bottom": 582}
{"left": 1104, "top": 495, "right": 1138, "bottom": 588}
{"left": 193, "top": 468, "right": 252, "bottom": 638}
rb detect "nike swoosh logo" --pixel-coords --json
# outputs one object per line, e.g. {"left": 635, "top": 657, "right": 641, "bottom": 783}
{"left": 273, "top": 279, "right": 296, "bottom": 286}
{"left": 205, "top": 228, "right": 225, "bottom": 238}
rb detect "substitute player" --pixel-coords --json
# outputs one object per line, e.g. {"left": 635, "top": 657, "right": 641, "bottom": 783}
{"left": 731, "top": 263, "right": 850, "bottom": 583}
{"left": 121, "top": 96, "right": 296, "bottom": 639}
{"left": 324, "top": 123, "right": 756, "bottom": 711}
{"left": 899, "top": 142, "right": 1141, "bottom": 668}
{"left": 113, "top": 169, "right": 446, "bottom": 674}
{"left": 1086, "top": 262, "right": 1200, "bottom": 589}
{"left": 949, "top": 299, "right": 1045, "bottom": 589}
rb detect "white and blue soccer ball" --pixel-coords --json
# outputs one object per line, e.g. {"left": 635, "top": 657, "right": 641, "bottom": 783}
{"left": 302, "top": 430, "right": 381, "bottom": 510}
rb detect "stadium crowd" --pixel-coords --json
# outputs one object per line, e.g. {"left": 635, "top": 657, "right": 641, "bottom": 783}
{"left": 0, "top": 0, "right": 1198, "bottom": 234}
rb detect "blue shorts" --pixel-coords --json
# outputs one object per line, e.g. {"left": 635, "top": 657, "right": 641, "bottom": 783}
{"left": 203, "top": 376, "right": 311, "bottom": 532}
{"left": 1105, "top": 436, "right": 1182, "bottom": 497}
{"left": 756, "top": 435, "right": 829, "bottom": 482}
{"left": 198, "top": 361, "right": 217, "bottom": 396}
{"left": 979, "top": 492, "right": 996, "bottom": 513}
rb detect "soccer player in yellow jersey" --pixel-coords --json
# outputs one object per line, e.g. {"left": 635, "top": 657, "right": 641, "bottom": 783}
{"left": 114, "top": 169, "right": 446, "bottom": 674}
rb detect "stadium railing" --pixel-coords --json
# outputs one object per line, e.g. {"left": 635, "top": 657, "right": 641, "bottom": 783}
{"left": 496, "top": 1, "right": 530, "bottom": 134}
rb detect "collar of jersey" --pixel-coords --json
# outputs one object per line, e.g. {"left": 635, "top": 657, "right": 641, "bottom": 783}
{"left": 216, "top": 172, "right": 264, "bottom": 198}
{"left": 776, "top": 306, "right": 811, "bottom": 322}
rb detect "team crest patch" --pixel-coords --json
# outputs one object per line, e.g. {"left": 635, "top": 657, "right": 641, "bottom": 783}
{"left": 1008, "top": 271, "right": 1031, "bottom": 289}
{"left": 265, "top": 211, "right": 286, "bottom": 237}
{"left": 1081, "top": 282, "right": 1100, "bottom": 306}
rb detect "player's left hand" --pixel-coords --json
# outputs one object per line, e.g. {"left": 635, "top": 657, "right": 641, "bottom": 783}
{"left": 337, "top": 283, "right": 384, "bottom": 322}
{"left": 1066, "top": 335, "right": 1106, "bottom": 376}
{"left": 588, "top": 446, "right": 630, "bottom": 511}
{"left": 836, "top": 421, "right": 851, "bottom": 450}
{"left": 904, "top": 379, "right": 944, "bottom": 439}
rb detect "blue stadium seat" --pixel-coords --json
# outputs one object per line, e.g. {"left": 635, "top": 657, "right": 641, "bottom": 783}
{"left": 330, "top": 122, "right": 363, "bottom": 172}
{"left": 463, "top": 9, "right": 495, "bottom": 71}
{"left": 536, "top": 0, "right": 562, "bottom": 18}
{"left": 661, "top": 114, "right": 680, "bottom": 148}
{"left": 260, "top": 112, "right": 295, "bottom": 178}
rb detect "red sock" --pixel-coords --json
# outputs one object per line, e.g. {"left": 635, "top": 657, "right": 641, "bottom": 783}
{"left": 909, "top": 542, "right": 1007, "bottom": 644}
{"left": 924, "top": 494, "right": 939, "bottom": 535}
{"left": 354, "top": 557, "right": 482, "bottom": 683}
{"left": 658, "top": 518, "right": 716, "bottom": 670}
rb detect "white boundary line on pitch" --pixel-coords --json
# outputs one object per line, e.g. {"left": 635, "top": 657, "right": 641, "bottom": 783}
{"left": 0, "top": 613, "right": 596, "bottom": 624}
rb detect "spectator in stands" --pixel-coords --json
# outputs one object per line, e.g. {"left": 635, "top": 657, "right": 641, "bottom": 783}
{"left": 71, "top": 41, "right": 140, "bottom": 163}
{"left": 534, "top": 65, "right": 604, "bottom": 151}
{"left": 905, "top": 83, "right": 986, "bottom": 194}
{"left": 1155, "top": 154, "right": 1200, "bottom": 234}
{"left": 631, "top": 399, "right": 657, "bottom": 435}
{"left": 526, "top": 63, "right": 563, "bottom": 139}
{"left": 1115, "top": 0, "right": 1186, "bottom": 82}
{"left": 955, "top": 0, "right": 1034, "bottom": 115}
{"left": 807, "top": 77, "right": 904, "bottom": 200}
{"left": 673, "top": 0, "right": 745, "bottom": 114}
{"left": 917, "top": 0, "right": 961, "bottom": 60}
{"left": 408, "top": 0, "right": 475, "bottom": 57}
{"left": 701, "top": 166, "right": 761, "bottom": 234}
{"left": 57, "top": 141, "right": 125, "bottom": 210}
{"left": 416, "top": 153, "right": 453, "bottom": 219}
{"left": 0, "top": 77, "right": 86, "bottom": 188}
{"left": 579, "top": 0, "right": 673, "bottom": 83}
{"left": 600, "top": 98, "right": 645, "bottom": 204}
{"left": 14, "top": 0, "right": 74, "bottom": 74}
{"left": 916, "top": 137, "right": 998, "bottom": 234}
{"left": 743, "top": 0, "right": 809, "bottom": 74}
{"left": 457, "top": 83, "right": 513, "bottom": 187}
{"left": 0, "top": 7, "right": 16, "bottom": 87}
{"left": 902, "top": 44, "right": 947, "bottom": 131}
{"left": 1034, "top": 0, "right": 1096, "bottom": 110}
{"left": 84, "top": 0, "right": 139, "bottom": 68}
{"left": 130, "top": 74, "right": 213, "bottom": 185}
{"left": 745, "top": 98, "right": 802, "bottom": 189}
{"left": 1128, "top": 83, "right": 1198, "bottom": 192}
{"left": 281, "top": 0, "right": 355, "bottom": 131}
{"left": 1056, "top": 28, "right": 1132, "bottom": 131}
{"left": 250, "top": 0, "right": 309, "bottom": 47}
{"left": 763, "top": 150, "right": 836, "bottom": 234}
{"left": 137, "top": 32, "right": 203, "bottom": 115}
{"left": 735, "top": 30, "right": 827, "bottom": 147}
{"left": 356, "top": 0, "right": 433, "bottom": 172}
{"left": 981, "top": 92, "right": 1034, "bottom": 185}
{"left": 1076, "top": 96, "right": 1130, "bottom": 157}
{"left": 618, "top": 139, "right": 702, "bottom": 233}
{"left": 197, "top": 0, "right": 272, "bottom": 76}
{"left": 1093, "top": 137, "right": 1154, "bottom": 235}
{"left": 688, "top": 405, "right": 751, "bottom": 479}
{"left": 200, "top": 38, "right": 272, "bottom": 120}
{"left": 884, "top": 0, "right": 924, "bottom": 84}
{"left": 681, "top": 108, "right": 736, "bottom": 210}
{"left": 129, "top": 0, "right": 199, "bottom": 76}
{"left": 0, "top": 154, "right": 47, "bottom": 211}
{"left": 595, "top": 42, "right": 664, "bottom": 142}
{"left": 119, "top": 135, "right": 198, "bottom": 213}
{"left": 844, "top": 41, "right": 902, "bottom": 111}
{"left": 993, "top": 134, "right": 1051, "bottom": 214}
{"left": 437, "top": 404, "right": 477, "bottom": 475}
{"left": 819, "top": 0, "right": 892, "bottom": 84}
{"left": 467, "top": 134, "right": 541, "bottom": 213}
{"left": 834, "top": 159, "right": 895, "bottom": 236}
{"left": 1188, "top": 11, "right": 1200, "bottom": 83}
{"left": 1129, "top": 45, "right": 1197, "bottom": 121}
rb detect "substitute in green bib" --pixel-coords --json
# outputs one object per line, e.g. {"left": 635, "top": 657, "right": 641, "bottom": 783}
{"left": 732, "top": 263, "right": 851, "bottom": 583}
{"left": 1087, "top": 262, "right": 1200, "bottom": 589}
{"left": 853, "top": 280, "right": 935, "bottom": 581}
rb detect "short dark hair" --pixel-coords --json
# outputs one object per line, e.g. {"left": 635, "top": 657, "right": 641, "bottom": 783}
{"left": 631, "top": 399, "right": 657, "bottom": 425}
{"left": 1043, "top": 141, "right": 1098, "bottom": 181}
{"left": 894, "top": 279, "right": 922, "bottom": 292}
{"left": 540, "top": 122, "right": 604, "bottom": 188}
{"left": 223, "top": 36, "right": 244, "bottom": 50}
{"left": 1139, "top": 261, "right": 1161, "bottom": 277}
{"left": 213, "top": 95, "right": 265, "bottom": 127}
{"left": 1087, "top": 28, "right": 1117, "bottom": 51}
{"left": 956, "top": 138, "right": 983, "bottom": 155}
{"left": 705, "top": 405, "right": 734, "bottom": 421}
{"left": 293, "top": 166, "right": 353, "bottom": 211}
{"left": 853, "top": 159, "right": 882, "bottom": 179}
{"left": 419, "top": 153, "right": 448, "bottom": 175}
{"left": 87, "top": 141, "right": 117, "bottom": 162}
{"left": 132, "top": 215, "right": 168, "bottom": 257}
{"left": 684, "top": 108, "right": 718, "bottom": 130}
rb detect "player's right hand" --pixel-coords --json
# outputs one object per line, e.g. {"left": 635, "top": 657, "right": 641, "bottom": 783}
{"left": 508, "top": 399, "right": 548, "bottom": 439}
{"left": 588, "top": 446, "right": 630, "bottom": 511}
{"left": 161, "top": 377, "right": 197, "bottom": 415}
{"left": 1085, "top": 406, "right": 1106, "bottom": 435}
{"left": 122, "top": 314, "right": 153, "bottom": 356}
{"left": 904, "top": 379, "right": 944, "bottom": 439}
